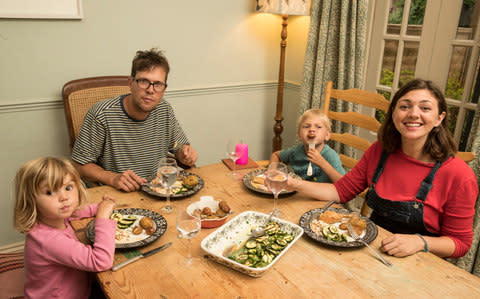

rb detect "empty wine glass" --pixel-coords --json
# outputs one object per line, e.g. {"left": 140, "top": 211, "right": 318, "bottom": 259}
{"left": 226, "top": 139, "right": 242, "bottom": 179}
{"left": 157, "top": 157, "right": 178, "bottom": 214}
{"left": 265, "top": 162, "right": 288, "bottom": 218}
{"left": 176, "top": 205, "right": 201, "bottom": 267}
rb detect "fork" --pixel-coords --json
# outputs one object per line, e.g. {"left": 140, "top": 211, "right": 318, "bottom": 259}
{"left": 307, "top": 142, "right": 315, "bottom": 176}
{"left": 347, "top": 223, "right": 392, "bottom": 267}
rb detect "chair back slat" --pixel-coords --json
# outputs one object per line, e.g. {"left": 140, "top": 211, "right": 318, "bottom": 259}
{"left": 323, "top": 81, "right": 389, "bottom": 216}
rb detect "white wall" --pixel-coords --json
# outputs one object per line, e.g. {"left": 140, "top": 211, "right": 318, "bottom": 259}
{"left": 0, "top": 1, "right": 309, "bottom": 247}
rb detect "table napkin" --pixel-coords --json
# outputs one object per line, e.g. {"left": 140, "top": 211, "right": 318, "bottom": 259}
{"left": 222, "top": 158, "right": 258, "bottom": 170}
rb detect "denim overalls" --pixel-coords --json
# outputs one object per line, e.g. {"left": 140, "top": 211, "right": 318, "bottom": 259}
{"left": 365, "top": 151, "right": 442, "bottom": 236}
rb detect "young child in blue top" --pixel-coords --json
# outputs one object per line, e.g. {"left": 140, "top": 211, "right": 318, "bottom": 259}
{"left": 270, "top": 109, "right": 345, "bottom": 182}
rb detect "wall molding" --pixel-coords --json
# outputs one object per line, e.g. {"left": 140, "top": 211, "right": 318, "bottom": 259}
{"left": 0, "top": 99, "right": 65, "bottom": 114}
{"left": 0, "top": 81, "right": 301, "bottom": 114}
{"left": 0, "top": 240, "right": 24, "bottom": 253}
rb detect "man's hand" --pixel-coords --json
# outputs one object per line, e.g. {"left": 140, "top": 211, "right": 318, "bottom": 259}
{"left": 176, "top": 144, "right": 198, "bottom": 167}
{"left": 111, "top": 169, "right": 147, "bottom": 192}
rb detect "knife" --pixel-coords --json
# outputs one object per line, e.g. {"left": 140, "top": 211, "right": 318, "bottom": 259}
{"left": 112, "top": 242, "right": 172, "bottom": 271}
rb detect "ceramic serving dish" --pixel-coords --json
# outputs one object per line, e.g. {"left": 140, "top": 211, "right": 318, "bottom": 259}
{"left": 187, "top": 196, "right": 230, "bottom": 228}
{"left": 200, "top": 211, "right": 304, "bottom": 277}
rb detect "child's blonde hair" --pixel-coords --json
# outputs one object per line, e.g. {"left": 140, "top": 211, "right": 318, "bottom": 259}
{"left": 14, "top": 157, "right": 87, "bottom": 233}
{"left": 297, "top": 109, "right": 332, "bottom": 132}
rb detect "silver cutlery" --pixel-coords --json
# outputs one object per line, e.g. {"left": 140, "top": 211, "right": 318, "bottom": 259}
{"left": 142, "top": 182, "right": 163, "bottom": 188}
{"left": 251, "top": 210, "right": 275, "bottom": 238}
{"left": 307, "top": 142, "right": 315, "bottom": 176}
{"left": 112, "top": 242, "right": 172, "bottom": 271}
{"left": 347, "top": 223, "right": 392, "bottom": 267}
{"left": 319, "top": 200, "right": 335, "bottom": 213}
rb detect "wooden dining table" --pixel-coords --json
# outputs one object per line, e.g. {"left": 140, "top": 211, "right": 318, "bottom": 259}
{"left": 71, "top": 161, "right": 480, "bottom": 298}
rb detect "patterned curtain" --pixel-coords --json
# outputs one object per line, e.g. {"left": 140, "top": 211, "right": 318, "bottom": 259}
{"left": 299, "top": 0, "right": 368, "bottom": 113}
{"left": 449, "top": 95, "right": 480, "bottom": 277}
{"left": 299, "top": 0, "right": 368, "bottom": 211}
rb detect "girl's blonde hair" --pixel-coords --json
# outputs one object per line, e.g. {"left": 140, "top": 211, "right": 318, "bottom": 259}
{"left": 13, "top": 157, "right": 87, "bottom": 233}
{"left": 297, "top": 109, "right": 332, "bottom": 132}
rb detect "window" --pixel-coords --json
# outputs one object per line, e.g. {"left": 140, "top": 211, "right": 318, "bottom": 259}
{"left": 365, "top": 0, "right": 480, "bottom": 150}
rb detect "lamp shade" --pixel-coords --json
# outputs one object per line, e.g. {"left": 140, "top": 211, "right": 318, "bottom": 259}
{"left": 255, "top": 0, "right": 311, "bottom": 16}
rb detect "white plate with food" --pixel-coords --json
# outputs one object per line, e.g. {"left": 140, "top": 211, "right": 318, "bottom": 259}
{"left": 142, "top": 171, "right": 204, "bottom": 199}
{"left": 299, "top": 207, "right": 378, "bottom": 248}
{"left": 243, "top": 169, "right": 299, "bottom": 195}
{"left": 85, "top": 208, "right": 167, "bottom": 249}
{"left": 201, "top": 211, "right": 304, "bottom": 277}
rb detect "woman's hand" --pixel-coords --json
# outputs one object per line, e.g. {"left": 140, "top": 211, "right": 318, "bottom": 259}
{"left": 96, "top": 194, "right": 116, "bottom": 219}
{"left": 286, "top": 175, "right": 302, "bottom": 191}
{"left": 380, "top": 233, "right": 425, "bottom": 257}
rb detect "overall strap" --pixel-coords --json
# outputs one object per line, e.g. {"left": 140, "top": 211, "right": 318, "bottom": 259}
{"left": 415, "top": 160, "right": 444, "bottom": 201}
{"left": 371, "top": 150, "right": 390, "bottom": 184}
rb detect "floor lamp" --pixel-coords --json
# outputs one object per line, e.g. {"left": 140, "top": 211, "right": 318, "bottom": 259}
{"left": 255, "top": 0, "right": 311, "bottom": 152}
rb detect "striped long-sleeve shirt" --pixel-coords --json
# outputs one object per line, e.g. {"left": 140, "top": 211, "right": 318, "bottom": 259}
{"left": 72, "top": 94, "right": 189, "bottom": 179}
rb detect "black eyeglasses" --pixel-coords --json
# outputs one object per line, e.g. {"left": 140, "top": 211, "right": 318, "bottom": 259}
{"left": 135, "top": 78, "right": 167, "bottom": 92}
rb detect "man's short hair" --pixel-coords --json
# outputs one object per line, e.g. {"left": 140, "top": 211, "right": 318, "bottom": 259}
{"left": 131, "top": 48, "right": 170, "bottom": 82}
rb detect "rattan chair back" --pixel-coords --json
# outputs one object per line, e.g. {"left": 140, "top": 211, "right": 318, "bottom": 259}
{"left": 62, "top": 76, "right": 130, "bottom": 150}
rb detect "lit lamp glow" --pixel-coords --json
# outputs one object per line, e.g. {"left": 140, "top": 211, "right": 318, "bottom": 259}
{"left": 255, "top": 0, "right": 311, "bottom": 152}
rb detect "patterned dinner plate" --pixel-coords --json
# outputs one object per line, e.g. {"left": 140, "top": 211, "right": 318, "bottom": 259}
{"left": 141, "top": 171, "right": 204, "bottom": 199}
{"left": 85, "top": 208, "right": 167, "bottom": 249}
{"left": 299, "top": 207, "right": 378, "bottom": 248}
{"left": 242, "top": 168, "right": 300, "bottom": 196}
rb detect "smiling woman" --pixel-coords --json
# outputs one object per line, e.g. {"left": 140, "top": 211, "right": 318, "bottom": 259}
{"left": 287, "top": 78, "right": 478, "bottom": 260}
{"left": 392, "top": 89, "right": 446, "bottom": 161}
{"left": 381, "top": 79, "right": 457, "bottom": 162}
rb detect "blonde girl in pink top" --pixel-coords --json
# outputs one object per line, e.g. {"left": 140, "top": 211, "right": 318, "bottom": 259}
{"left": 14, "top": 157, "right": 117, "bottom": 299}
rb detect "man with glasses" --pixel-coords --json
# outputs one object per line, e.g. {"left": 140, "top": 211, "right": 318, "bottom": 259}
{"left": 72, "top": 48, "right": 198, "bottom": 192}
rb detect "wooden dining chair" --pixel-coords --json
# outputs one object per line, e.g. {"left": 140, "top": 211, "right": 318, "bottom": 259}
{"left": 322, "top": 81, "right": 390, "bottom": 216}
{"left": 62, "top": 76, "right": 130, "bottom": 150}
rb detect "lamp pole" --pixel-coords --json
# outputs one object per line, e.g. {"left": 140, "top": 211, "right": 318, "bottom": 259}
{"left": 273, "top": 14, "right": 289, "bottom": 153}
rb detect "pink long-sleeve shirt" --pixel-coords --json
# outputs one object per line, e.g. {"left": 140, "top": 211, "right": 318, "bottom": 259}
{"left": 24, "top": 204, "right": 116, "bottom": 299}
{"left": 334, "top": 142, "right": 478, "bottom": 258}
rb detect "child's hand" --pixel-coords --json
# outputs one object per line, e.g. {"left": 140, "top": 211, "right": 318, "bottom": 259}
{"left": 96, "top": 194, "right": 116, "bottom": 219}
{"left": 307, "top": 148, "right": 325, "bottom": 166}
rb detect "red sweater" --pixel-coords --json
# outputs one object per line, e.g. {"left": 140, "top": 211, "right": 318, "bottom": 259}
{"left": 334, "top": 142, "right": 478, "bottom": 258}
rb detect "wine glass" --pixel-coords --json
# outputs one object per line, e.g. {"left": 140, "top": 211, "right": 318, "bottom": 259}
{"left": 226, "top": 139, "right": 242, "bottom": 179}
{"left": 265, "top": 162, "right": 288, "bottom": 218}
{"left": 176, "top": 205, "right": 201, "bottom": 267}
{"left": 157, "top": 157, "right": 179, "bottom": 214}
